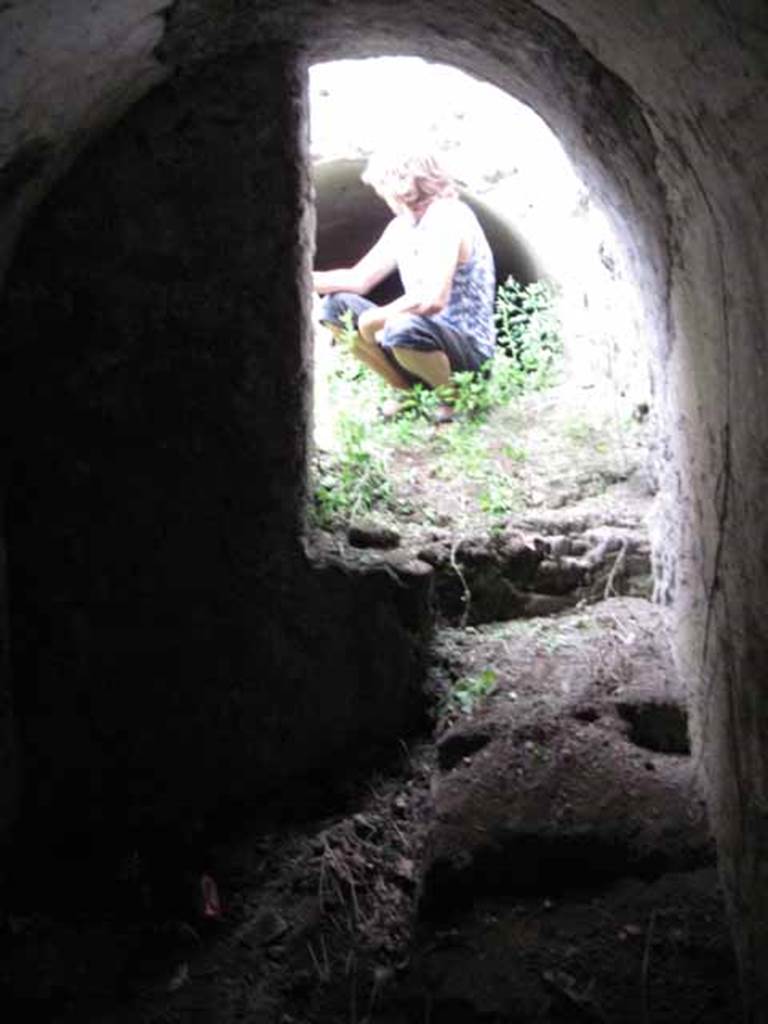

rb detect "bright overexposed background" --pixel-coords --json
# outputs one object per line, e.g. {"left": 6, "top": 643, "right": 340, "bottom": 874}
{"left": 311, "top": 58, "right": 580, "bottom": 295}
{"left": 310, "top": 57, "right": 649, "bottom": 449}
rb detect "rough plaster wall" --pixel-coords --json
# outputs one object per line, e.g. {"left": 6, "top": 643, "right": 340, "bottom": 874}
{"left": 0, "top": 524, "right": 18, "bottom": 835}
{"left": 536, "top": 3, "right": 768, "bottom": 1006}
{"left": 1, "top": 50, "right": 310, "bottom": 830}
{"left": 0, "top": 0, "right": 173, "bottom": 847}
{"left": 1, "top": 0, "right": 768, "bottom": 1012}
{"left": 655, "top": 127, "right": 768, "bottom": 1010}
{"left": 0, "top": 0, "right": 172, "bottom": 280}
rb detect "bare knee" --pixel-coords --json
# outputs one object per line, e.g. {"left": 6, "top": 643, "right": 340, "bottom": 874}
{"left": 351, "top": 332, "right": 379, "bottom": 358}
{"left": 385, "top": 313, "right": 417, "bottom": 336}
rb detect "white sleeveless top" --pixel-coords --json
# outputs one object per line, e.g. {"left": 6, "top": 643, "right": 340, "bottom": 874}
{"left": 390, "top": 199, "right": 496, "bottom": 357}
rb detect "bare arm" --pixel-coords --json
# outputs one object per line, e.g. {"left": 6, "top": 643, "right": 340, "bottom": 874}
{"left": 313, "top": 221, "right": 398, "bottom": 295}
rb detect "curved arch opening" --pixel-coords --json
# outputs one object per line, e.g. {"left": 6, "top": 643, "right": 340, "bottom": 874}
{"left": 309, "top": 56, "right": 652, "bottom": 515}
{"left": 309, "top": 56, "right": 649, "bottom": 390}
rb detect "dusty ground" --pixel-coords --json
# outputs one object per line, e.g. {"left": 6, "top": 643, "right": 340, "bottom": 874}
{"left": 1, "top": 383, "right": 743, "bottom": 1022}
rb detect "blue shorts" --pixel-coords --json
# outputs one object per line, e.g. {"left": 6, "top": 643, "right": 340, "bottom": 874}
{"left": 319, "top": 292, "right": 492, "bottom": 383}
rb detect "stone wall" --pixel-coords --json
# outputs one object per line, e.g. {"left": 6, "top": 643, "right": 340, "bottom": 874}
{"left": 0, "top": 0, "right": 174, "bottom": 857}
{"left": 654, "top": 122, "right": 768, "bottom": 1011}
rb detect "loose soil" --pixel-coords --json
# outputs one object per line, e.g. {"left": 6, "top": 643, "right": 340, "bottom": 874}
{"left": 1, "top": 383, "right": 742, "bottom": 1022}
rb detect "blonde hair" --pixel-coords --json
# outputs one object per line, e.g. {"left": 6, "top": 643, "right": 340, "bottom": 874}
{"left": 362, "top": 149, "right": 457, "bottom": 210}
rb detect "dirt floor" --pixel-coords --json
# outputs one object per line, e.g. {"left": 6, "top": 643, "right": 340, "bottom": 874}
{"left": 1, "top": 383, "right": 743, "bottom": 1022}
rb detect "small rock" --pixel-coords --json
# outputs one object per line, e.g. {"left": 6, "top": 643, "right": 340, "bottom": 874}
{"left": 533, "top": 558, "right": 586, "bottom": 595}
{"left": 348, "top": 521, "right": 401, "bottom": 549}
{"left": 547, "top": 535, "right": 572, "bottom": 557}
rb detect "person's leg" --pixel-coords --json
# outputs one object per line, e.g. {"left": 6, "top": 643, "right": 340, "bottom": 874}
{"left": 323, "top": 322, "right": 412, "bottom": 389}
{"left": 382, "top": 315, "right": 457, "bottom": 419}
{"left": 393, "top": 347, "right": 456, "bottom": 421}
{"left": 352, "top": 332, "right": 413, "bottom": 390}
{"left": 382, "top": 313, "right": 490, "bottom": 376}
{"left": 319, "top": 292, "right": 413, "bottom": 391}
{"left": 391, "top": 347, "right": 452, "bottom": 390}
{"left": 382, "top": 314, "right": 492, "bottom": 419}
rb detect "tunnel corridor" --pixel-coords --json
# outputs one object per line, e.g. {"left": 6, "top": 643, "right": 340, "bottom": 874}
{"left": 0, "top": 1, "right": 767, "bottom": 1019}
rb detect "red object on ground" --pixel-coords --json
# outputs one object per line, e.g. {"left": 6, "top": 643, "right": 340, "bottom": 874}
{"left": 200, "top": 873, "right": 222, "bottom": 919}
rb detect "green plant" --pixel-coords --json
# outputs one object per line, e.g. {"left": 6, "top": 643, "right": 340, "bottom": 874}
{"left": 494, "top": 278, "right": 563, "bottom": 392}
{"left": 395, "top": 382, "right": 441, "bottom": 419}
{"left": 435, "top": 422, "right": 488, "bottom": 477}
{"left": 477, "top": 470, "right": 521, "bottom": 517}
{"left": 449, "top": 370, "right": 496, "bottom": 419}
{"left": 309, "top": 278, "right": 565, "bottom": 532}
{"left": 310, "top": 414, "right": 392, "bottom": 528}
{"left": 444, "top": 669, "right": 498, "bottom": 716}
{"left": 337, "top": 307, "right": 358, "bottom": 349}
{"left": 502, "top": 443, "right": 528, "bottom": 463}
{"left": 379, "top": 412, "right": 432, "bottom": 448}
